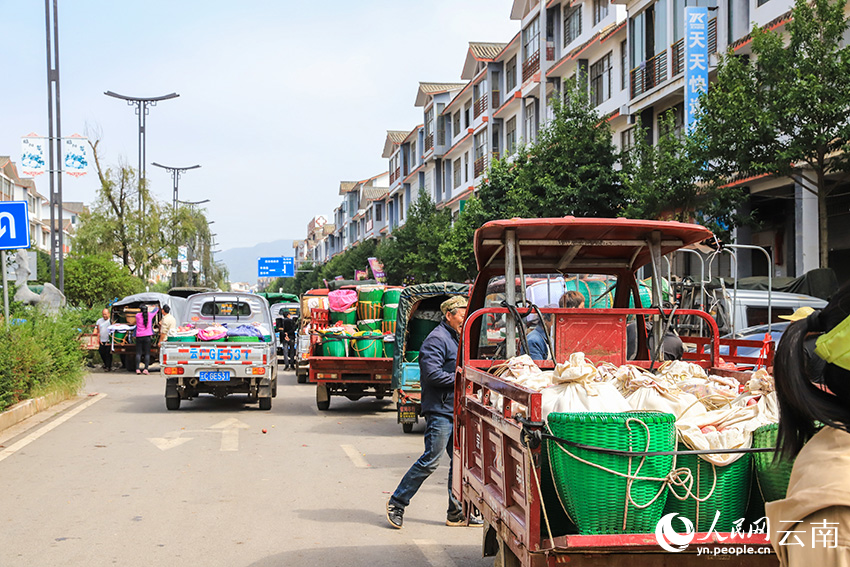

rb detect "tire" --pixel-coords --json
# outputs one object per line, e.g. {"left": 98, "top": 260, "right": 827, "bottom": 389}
{"left": 376, "top": 394, "right": 385, "bottom": 400}
{"left": 259, "top": 397, "right": 272, "bottom": 411}
{"left": 296, "top": 372, "right": 307, "bottom": 384}
{"left": 165, "top": 397, "right": 180, "bottom": 411}
{"left": 271, "top": 378, "right": 278, "bottom": 398}
{"left": 402, "top": 423, "right": 414, "bottom": 434}
{"left": 316, "top": 384, "right": 330, "bottom": 410}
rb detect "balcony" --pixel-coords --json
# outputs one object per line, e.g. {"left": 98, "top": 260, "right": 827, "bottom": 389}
{"left": 474, "top": 94, "right": 488, "bottom": 119}
{"left": 522, "top": 51, "right": 540, "bottom": 83}
{"left": 474, "top": 154, "right": 487, "bottom": 178}
{"left": 389, "top": 167, "right": 401, "bottom": 185}
{"left": 672, "top": 18, "right": 718, "bottom": 77}
{"left": 546, "top": 41, "right": 555, "bottom": 61}
{"left": 424, "top": 133, "right": 434, "bottom": 153}
{"left": 630, "top": 49, "right": 668, "bottom": 99}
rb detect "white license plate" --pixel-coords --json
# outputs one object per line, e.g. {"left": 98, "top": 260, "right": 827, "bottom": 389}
{"left": 199, "top": 371, "right": 231, "bottom": 382}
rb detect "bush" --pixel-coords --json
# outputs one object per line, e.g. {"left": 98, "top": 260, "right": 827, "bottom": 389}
{"left": 0, "top": 306, "right": 88, "bottom": 412}
{"left": 64, "top": 254, "right": 145, "bottom": 308}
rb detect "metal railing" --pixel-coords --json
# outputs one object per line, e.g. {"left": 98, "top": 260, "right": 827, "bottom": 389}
{"left": 630, "top": 49, "right": 668, "bottom": 98}
{"left": 424, "top": 133, "right": 434, "bottom": 152}
{"left": 522, "top": 51, "right": 540, "bottom": 82}
{"left": 672, "top": 17, "right": 717, "bottom": 77}
{"left": 389, "top": 168, "right": 400, "bottom": 185}
{"left": 474, "top": 94, "right": 488, "bottom": 119}
{"left": 474, "top": 155, "right": 487, "bottom": 178}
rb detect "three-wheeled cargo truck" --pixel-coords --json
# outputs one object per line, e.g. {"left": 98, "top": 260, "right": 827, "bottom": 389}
{"left": 391, "top": 282, "right": 470, "bottom": 433}
{"left": 110, "top": 292, "right": 187, "bottom": 371}
{"left": 159, "top": 292, "right": 278, "bottom": 411}
{"left": 453, "top": 217, "right": 778, "bottom": 566}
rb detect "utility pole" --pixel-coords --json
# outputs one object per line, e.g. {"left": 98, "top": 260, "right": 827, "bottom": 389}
{"left": 44, "top": 0, "right": 64, "bottom": 291}
{"left": 177, "top": 199, "right": 209, "bottom": 287}
{"left": 151, "top": 162, "right": 200, "bottom": 287}
{"left": 104, "top": 91, "right": 178, "bottom": 240}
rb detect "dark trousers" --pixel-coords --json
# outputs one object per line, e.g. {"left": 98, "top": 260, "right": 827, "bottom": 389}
{"left": 135, "top": 335, "right": 152, "bottom": 371}
{"left": 99, "top": 342, "right": 112, "bottom": 369}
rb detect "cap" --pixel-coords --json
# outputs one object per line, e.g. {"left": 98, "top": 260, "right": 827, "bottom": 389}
{"left": 440, "top": 296, "right": 468, "bottom": 315}
{"left": 778, "top": 306, "right": 816, "bottom": 322}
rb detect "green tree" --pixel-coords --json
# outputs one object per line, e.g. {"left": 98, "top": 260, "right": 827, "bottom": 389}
{"left": 377, "top": 190, "right": 452, "bottom": 284}
{"left": 694, "top": 0, "right": 850, "bottom": 266}
{"left": 63, "top": 254, "right": 145, "bottom": 308}
{"left": 438, "top": 196, "right": 488, "bottom": 282}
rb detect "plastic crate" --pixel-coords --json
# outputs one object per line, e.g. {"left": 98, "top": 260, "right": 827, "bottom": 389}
{"left": 311, "top": 308, "right": 329, "bottom": 330}
{"left": 400, "top": 362, "right": 421, "bottom": 391}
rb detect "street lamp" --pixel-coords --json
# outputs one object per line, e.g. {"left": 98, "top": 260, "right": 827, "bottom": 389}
{"left": 177, "top": 199, "right": 210, "bottom": 286}
{"left": 104, "top": 91, "right": 179, "bottom": 231}
{"left": 151, "top": 162, "right": 200, "bottom": 211}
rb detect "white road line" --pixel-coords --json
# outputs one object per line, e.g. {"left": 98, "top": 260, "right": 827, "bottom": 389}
{"left": 341, "top": 444, "right": 370, "bottom": 468}
{"left": 413, "top": 539, "right": 459, "bottom": 567}
{"left": 0, "top": 393, "right": 107, "bottom": 464}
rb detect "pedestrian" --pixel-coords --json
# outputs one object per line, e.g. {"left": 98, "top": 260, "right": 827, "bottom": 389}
{"left": 527, "top": 303, "right": 557, "bottom": 361}
{"left": 95, "top": 307, "right": 113, "bottom": 372}
{"left": 767, "top": 282, "right": 850, "bottom": 565}
{"left": 158, "top": 304, "right": 177, "bottom": 345}
{"left": 559, "top": 290, "right": 585, "bottom": 309}
{"left": 386, "top": 295, "right": 482, "bottom": 529}
{"left": 280, "top": 312, "right": 297, "bottom": 370}
{"left": 134, "top": 304, "right": 158, "bottom": 375}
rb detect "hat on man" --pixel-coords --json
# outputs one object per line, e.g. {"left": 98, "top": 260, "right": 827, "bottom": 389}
{"left": 440, "top": 296, "right": 468, "bottom": 315}
{"left": 778, "top": 306, "right": 816, "bottom": 322}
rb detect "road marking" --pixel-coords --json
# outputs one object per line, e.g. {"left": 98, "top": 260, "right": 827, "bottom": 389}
{"left": 0, "top": 393, "right": 107, "bottom": 464}
{"left": 210, "top": 418, "right": 249, "bottom": 451}
{"left": 148, "top": 436, "right": 193, "bottom": 451}
{"left": 413, "top": 539, "right": 459, "bottom": 567}
{"left": 341, "top": 444, "right": 370, "bottom": 468}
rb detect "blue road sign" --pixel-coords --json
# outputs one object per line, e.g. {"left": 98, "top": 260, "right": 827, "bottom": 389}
{"left": 0, "top": 201, "right": 30, "bottom": 250}
{"left": 258, "top": 256, "right": 296, "bottom": 278}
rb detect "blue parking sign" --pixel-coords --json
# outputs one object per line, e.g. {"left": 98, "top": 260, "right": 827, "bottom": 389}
{"left": 0, "top": 201, "right": 31, "bottom": 250}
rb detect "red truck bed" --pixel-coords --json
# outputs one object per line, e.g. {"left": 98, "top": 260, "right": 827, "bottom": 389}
{"left": 308, "top": 355, "right": 393, "bottom": 410}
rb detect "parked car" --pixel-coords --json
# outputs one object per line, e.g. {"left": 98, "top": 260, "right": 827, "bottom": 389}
{"left": 710, "top": 288, "right": 826, "bottom": 335}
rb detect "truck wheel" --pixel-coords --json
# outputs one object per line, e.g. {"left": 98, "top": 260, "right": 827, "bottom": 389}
{"left": 259, "top": 397, "right": 272, "bottom": 411}
{"left": 296, "top": 372, "right": 307, "bottom": 384}
{"left": 271, "top": 378, "right": 278, "bottom": 398}
{"left": 402, "top": 423, "right": 414, "bottom": 434}
{"left": 165, "top": 397, "right": 180, "bottom": 411}
{"left": 316, "top": 384, "right": 330, "bottom": 411}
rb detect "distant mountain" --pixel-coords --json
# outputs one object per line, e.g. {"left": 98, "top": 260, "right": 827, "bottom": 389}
{"left": 219, "top": 239, "right": 295, "bottom": 284}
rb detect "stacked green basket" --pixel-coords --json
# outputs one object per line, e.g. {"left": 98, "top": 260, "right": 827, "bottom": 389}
{"left": 753, "top": 424, "right": 795, "bottom": 502}
{"left": 408, "top": 317, "right": 440, "bottom": 352}
{"left": 350, "top": 331, "right": 384, "bottom": 357}
{"left": 357, "top": 286, "right": 384, "bottom": 320}
{"left": 664, "top": 445, "right": 752, "bottom": 533}
{"left": 546, "top": 412, "right": 677, "bottom": 534}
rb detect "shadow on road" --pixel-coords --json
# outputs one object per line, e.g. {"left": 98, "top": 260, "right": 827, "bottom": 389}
{"left": 245, "top": 543, "right": 491, "bottom": 567}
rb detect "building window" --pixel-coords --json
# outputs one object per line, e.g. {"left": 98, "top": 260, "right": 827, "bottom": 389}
{"left": 523, "top": 17, "right": 540, "bottom": 63}
{"left": 621, "top": 40, "right": 628, "bottom": 91}
{"left": 399, "top": 194, "right": 404, "bottom": 220}
{"left": 506, "top": 116, "right": 517, "bottom": 154}
{"left": 621, "top": 128, "right": 636, "bottom": 153}
{"left": 491, "top": 70, "right": 501, "bottom": 108}
{"left": 589, "top": 52, "right": 612, "bottom": 106}
{"left": 657, "top": 103, "right": 685, "bottom": 138}
{"left": 593, "top": 0, "right": 609, "bottom": 26}
{"left": 525, "top": 101, "right": 537, "bottom": 144}
{"left": 453, "top": 158, "right": 462, "bottom": 188}
{"left": 474, "top": 131, "right": 487, "bottom": 177}
{"left": 375, "top": 203, "right": 382, "bottom": 222}
{"left": 410, "top": 141, "right": 416, "bottom": 168}
{"left": 506, "top": 55, "right": 517, "bottom": 92}
{"left": 464, "top": 100, "right": 472, "bottom": 129}
{"left": 464, "top": 152, "right": 469, "bottom": 182}
{"left": 564, "top": 5, "right": 582, "bottom": 46}
{"left": 453, "top": 112, "right": 461, "bottom": 138}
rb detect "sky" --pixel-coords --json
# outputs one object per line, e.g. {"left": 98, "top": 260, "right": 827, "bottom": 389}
{"left": 0, "top": 0, "right": 519, "bottom": 255}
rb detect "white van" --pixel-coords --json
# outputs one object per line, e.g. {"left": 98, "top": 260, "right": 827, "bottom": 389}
{"left": 711, "top": 288, "right": 827, "bottom": 335}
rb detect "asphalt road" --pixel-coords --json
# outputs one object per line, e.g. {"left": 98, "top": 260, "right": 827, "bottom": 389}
{"left": 0, "top": 366, "right": 491, "bottom": 567}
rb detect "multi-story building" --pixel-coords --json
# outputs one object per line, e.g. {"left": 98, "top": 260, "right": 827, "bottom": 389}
{"left": 384, "top": 125, "right": 423, "bottom": 231}
{"left": 416, "top": 83, "right": 466, "bottom": 214}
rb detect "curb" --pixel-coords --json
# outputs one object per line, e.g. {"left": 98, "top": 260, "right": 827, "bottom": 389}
{"left": 0, "top": 390, "right": 77, "bottom": 434}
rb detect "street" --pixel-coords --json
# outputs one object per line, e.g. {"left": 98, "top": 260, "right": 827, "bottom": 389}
{"left": 0, "top": 368, "right": 489, "bottom": 567}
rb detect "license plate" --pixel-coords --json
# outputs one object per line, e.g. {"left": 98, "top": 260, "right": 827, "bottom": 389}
{"left": 199, "top": 371, "right": 231, "bottom": 382}
{"left": 398, "top": 403, "right": 418, "bottom": 424}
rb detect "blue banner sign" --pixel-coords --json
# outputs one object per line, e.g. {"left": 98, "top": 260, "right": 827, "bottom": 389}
{"left": 0, "top": 201, "right": 30, "bottom": 250}
{"left": 685, "top": 6, "right": 709, "bottom": 133}
{"left": 258, "top": 256, "right": 295, "bottom": 278}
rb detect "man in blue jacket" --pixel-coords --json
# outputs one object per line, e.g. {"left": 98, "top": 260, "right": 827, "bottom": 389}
{"left": 386, "top": 295, "right": 481, "bottom": 529}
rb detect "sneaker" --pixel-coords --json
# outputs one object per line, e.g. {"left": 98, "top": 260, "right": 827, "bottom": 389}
{"left": 143, "top": 369, "right": 149, "bottom": 375}
{"left": 136, "top": 369, "right": 141, "bottom": 375}
{"left": 386, "top": 501, "right": 404, "bottom": 529}
{"left": 446, "top": 514, "right": 484, "bottom": 527}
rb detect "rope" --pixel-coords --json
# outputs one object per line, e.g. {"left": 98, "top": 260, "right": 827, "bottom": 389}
{"left": 523, "top": 445, "right": 556, "bottom": 551}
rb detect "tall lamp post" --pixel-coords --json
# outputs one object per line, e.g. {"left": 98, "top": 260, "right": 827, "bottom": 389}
{"left": 152, "top": 162, "right": 201, "bottom": 287}
{"left": 177, "top": 199, "right": 210, "bottom": 287}
{"left": 104, "top": 91, "right": 179, "bottom": 237}
{"left": 44, "top": 0, "right": 64, "bottom": 291}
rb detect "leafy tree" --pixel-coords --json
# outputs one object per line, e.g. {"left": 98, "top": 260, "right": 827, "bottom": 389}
{"left": 622, "top": 113, "right": 748, "bottom": 236}
{"left": 377, "top": 190, "right": 452, "bottom": 284}
{"left": 438, "top": 196, "right": 488, "bottom": 282}
{"left": 63, "top": 254, "right": 145, "bottom": 308}
{"left": 694, "top": 0, "right": 850, "bottom": 266}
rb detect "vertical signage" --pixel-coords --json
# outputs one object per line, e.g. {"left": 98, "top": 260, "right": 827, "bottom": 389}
{"left": 20, "top": 135, "right": 46, "bottom": 176}
{"left": 685, "top": 6, "right": 709, "bottom": 133}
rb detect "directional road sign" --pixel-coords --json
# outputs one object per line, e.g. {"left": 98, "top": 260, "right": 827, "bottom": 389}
{"left": 0, "top": 201, "right": 30, "bottom": 250}
{"left": 258, "top": 256, "right": 295, "bottom": 278}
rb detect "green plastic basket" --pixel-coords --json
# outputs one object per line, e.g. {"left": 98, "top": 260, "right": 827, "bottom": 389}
{"left": 351, "top": 336, "right": 383, "bottom": 358}
{"left": 358, "top": 286, "right": 384, "bottom": 304}
{"left": 383, "top": 337, "right": 395, "bottom": 359}
{"left": 112, "top": 331, "right": 128, "bottom": 342}
{"left": 357, "top": 319, "right": 382, "bottom": 332}
{"left": 167, "top": 335, "right": 196, "bottom": 342}
{"left": 664, "top": 444, "right": 752, "bottom": 533}
{"left": 383, "top": 303, "right": 399, "bottom": 323}
{"left": 329, "top": 308, "right": 357, "bottom": 325}
{"left": 404, "top": 350, "right": 419, "bottom": 363}
{"left": 227, "top": 336, "right": 260, "bottom": 342}
{"left": 546, "top": 412, "right": 676, "bottom": 535}
{"left": 357, "top": 300, "right": 382, "bottom": 320}
{"left": 753, "top": 424, "right": 794, "bottom": 502}
{"left": 322, "top": 336, "right": 348, "bottom": 357}
{"left": 382, "top": 288, "right": 402, "bottom": 305}
{"left": 408, "top": 318, "right": 440, "bottom": 351}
